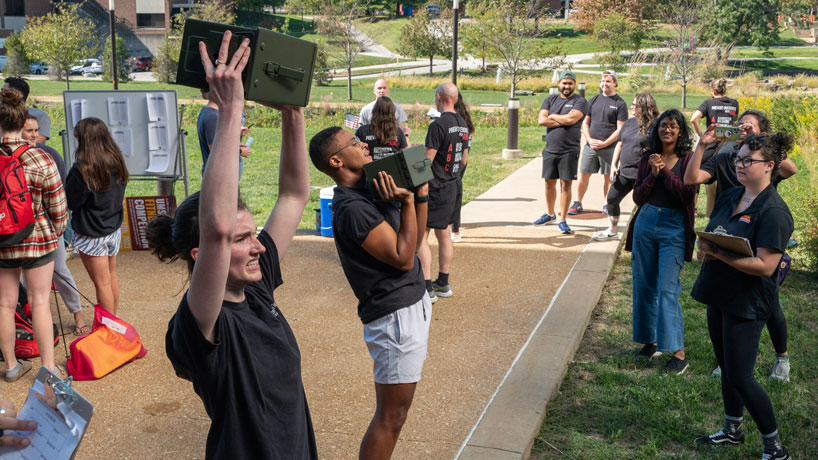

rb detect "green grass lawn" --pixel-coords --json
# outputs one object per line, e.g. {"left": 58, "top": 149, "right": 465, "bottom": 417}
{"left": 531, "top": 158, "right": 818, "bottom": 459}
{"left": 354, "top": 17, "right": 412, "bottom": 54}
{"left": 730, "top": 58, "right": 818, "bottom": 73}
{"left": 731, "top": 47, "right": 818, "bottom": 58}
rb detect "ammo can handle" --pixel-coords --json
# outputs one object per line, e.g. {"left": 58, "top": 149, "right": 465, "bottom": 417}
{"left": 264, "top": 62, "right": 305, "bottom": 81}
{"left": 413, "top": 159, "right": 431, "bottom": 170}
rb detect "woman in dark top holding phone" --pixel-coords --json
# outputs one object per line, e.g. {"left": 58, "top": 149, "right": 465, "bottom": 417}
{"left": 692, "top": 133, "right": 793, "bottom": 460}
{"left": 625, "top": 109, "right": 696, "bottom": 375}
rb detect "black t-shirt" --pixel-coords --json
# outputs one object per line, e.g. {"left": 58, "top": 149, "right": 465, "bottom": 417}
{"left": 425, "top": 112, "right": 469, "bottom": 188}
{"left": 617, "top": 118, "right": 648, "bottom": 180}
{"left": 331, "top": 186, "right": 426, "bottom": 324}
{"left": 691, "top": 185, "right": 793, "bottom": 320}
{"left": 587, "top": 93, "right": 628, "bottom": 141}
{"left": 646, "top": 158, "right": 685, "bottom": 210}
{"left": 64, "top": 166, "right": 126, "bottom": 237}
{"left": 355, "top": 124, "right": 407, "bottom": 160}
{"left": 697, "top": 97, "right": 739, "bottom": 158}
{"left": 541, "top": 93, "right": 588, "bottom": 155}
{"left": 165, "top": 231, "right": 318, "bottom": 460}
{"left": 702, "top": 142, "right": 741, "bottom": 196}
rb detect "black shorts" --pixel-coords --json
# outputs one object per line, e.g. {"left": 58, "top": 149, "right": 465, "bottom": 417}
{"left": 0, "top": 249, "right": 57, "bottom": 269}
{"left": 427, "top": 180, "right": 458, "bottom": 229}
{"left": 542, "top": 150, "right": 579, "bottom": 181}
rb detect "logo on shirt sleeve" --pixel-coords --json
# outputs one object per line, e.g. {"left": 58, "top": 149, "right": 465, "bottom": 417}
{"left": 739, "top": 215, "right": 751, "bottom": 224}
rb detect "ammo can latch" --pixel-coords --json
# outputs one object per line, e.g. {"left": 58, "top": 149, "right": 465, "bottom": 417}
{"left": 264, "top": 62, "right": 305, "bottom": 81}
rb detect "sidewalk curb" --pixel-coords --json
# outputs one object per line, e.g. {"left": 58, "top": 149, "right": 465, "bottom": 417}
{"left": 455, "top": 201, "right": 631, "bottom": 459}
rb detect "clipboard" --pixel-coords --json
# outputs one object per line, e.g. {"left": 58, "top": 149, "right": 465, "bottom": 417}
{"left": 696, "top": 231, "right": 754, "bottom": 257}
{"left": 0, "top": 368, "right": 94, "bottom": 460}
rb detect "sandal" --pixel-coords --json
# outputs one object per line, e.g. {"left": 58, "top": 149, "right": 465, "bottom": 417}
{"left": 4, "top": 360, "right": 32, "bottom": 382}
{"left": 73, "top": 324, "right": 90, "bottom": 336}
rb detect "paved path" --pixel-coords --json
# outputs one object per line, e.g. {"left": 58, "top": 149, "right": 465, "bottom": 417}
{"left": 2, "top": 149, "right": 631, "bottom": 459}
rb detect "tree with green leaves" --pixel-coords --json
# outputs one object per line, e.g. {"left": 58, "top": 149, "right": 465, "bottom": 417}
{"left": 153, "top": 0, "right": 237, "bottom": 84}
{"left": 3, "top": 31, "right": 31, "bottom": 78}
{"left": 317, "top": 0, "right": 371, "bottom": 100}
{"left": 473, "top": 0, "right": 564, "bottom": 98}
{"left": 101, "top": 35, "right": 131, "bottom": 83}
{"left": 19, "top": 3, "right": 98, "bottom": 90}
{"left": 461, "top": 14, "right": 493, "bottom": 72}
{"left": 592, "top": 13, "right": 647, "bottom": 73}
{"left": 399, "top": 9, "right": 452, "bottom": 75}
{"left": 700, "top": 0, "right": 781, "bottom": 60}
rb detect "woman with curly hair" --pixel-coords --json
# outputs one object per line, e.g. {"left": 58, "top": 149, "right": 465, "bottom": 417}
{"left": 65, "top": 117, "right": 129, "bottom": 316}
{"left": 594, "top": 92, "right": 659, "bottom": 240}
{"left": 0, "top": 88, "right": 67, "bottom": 381}
{"left": 692, "top": 133, "right": 794, "bottom": 460}
{"left": 355, "top": 96, "right": 407, "bottom": 160}
{"left": 624, "top": 109, "right": 697, "bottom": 375}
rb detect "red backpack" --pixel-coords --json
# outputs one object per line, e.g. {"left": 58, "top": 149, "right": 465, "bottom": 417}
{"left": 0, "top": 144, "right": 35, "bottom": 246}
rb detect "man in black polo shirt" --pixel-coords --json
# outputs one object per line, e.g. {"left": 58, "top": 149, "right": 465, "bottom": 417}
{"left": 534, "top": 69, "right": 588, "bottom": 234}
{"left": 308, "top": 127, "right": 432, "bottom": 459}
{"left": 574, "top": 70, "right": 628, "bottom": 216}
{"left": 418, "top": 82, "right": 469, "bottom": 302}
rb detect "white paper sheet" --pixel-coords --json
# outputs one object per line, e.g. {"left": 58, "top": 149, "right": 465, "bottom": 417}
{"left": 106, "top": 97, "right": 129, "bottom": 126}
{"left": 0, "top": 380, "right": 89, "bottom": 460}
{"left": 145, "top": 150, "right": 171, "bottom": 173}
{"left": 146, "top": 93, "right": 168, "bottom": 122}
{"left": 147, "top": 122, "right": 169, "bottom": 152}
{"left": 111, "top": 127, "right": 133, "bottom": 157}
{"left": 70, "top": 99, "right": 87, "bottom": 128}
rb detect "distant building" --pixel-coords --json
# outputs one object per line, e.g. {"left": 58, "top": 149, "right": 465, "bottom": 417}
{"left": 0, "top": 1, "right": 208, "bottom": 58}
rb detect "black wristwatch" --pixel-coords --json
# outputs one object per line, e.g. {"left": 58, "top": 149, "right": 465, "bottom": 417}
{"left": 414, "top": 194, "right": 429, "bottom": 203}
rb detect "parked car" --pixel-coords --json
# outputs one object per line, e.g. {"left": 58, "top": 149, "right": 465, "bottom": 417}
{"left": 129, "top": 56, "right": 153, "bottom": 72}
{"left": 29, "top": 62, "right": 49, "bottom": 75}
{"left": 70, "top": 58, "right": 102, "bottom": 76}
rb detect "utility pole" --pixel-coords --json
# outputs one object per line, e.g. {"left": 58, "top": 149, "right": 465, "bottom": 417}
{"left": 110, "top": 0, "right": 119, "bottom": 89}
{"left": 452, "top": 0, "right": 459, "bottom": 84}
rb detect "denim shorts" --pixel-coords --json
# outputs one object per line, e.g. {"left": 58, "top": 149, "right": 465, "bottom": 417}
{"left": 363, "top": 293, "right": 432, "bottom": 384}
{"left": 72, "top": 228, "right": 122, "bottom": 257}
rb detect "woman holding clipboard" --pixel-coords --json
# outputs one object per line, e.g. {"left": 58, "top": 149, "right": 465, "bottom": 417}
{"left": 692, "top": 133, "right": 793, "bottom": 460}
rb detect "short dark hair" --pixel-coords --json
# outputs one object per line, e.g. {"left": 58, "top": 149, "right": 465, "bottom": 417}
{"left": 738, "top": 110, "right": 771, "bottom": 134}
{"left": 4, "top": 77, "right": 29, "bottom": 101}
{"left": 309, "top": 126, "right": 343, "bottom": 173}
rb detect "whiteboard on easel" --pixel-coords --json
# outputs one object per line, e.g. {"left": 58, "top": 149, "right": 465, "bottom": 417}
{"left": 62, "top": 90, "right": 181, "bottom": 177}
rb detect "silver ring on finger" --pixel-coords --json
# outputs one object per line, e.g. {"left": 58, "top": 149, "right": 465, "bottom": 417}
{"left": 0, "top": 407, "right": 5, "bottom": 416}
{"left": 215, "top": 59, "right": 222, "bottom": 65}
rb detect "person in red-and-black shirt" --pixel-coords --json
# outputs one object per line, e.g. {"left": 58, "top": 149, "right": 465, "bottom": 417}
{"left": 418, "top": 82, "right": 469, "bottom": 303}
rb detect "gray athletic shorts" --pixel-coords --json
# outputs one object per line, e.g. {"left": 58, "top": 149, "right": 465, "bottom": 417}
{"left": 580, "top": 143, "right": 615, "bottom": 175}
{"left": 72, "top": 228, "right": 122, "bottom": 257}
{"left": 363, "top": 293, "right": 433, "bottom": 384}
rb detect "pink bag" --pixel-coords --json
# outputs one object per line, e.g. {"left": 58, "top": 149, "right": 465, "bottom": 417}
{"left": 67, "top": 305, "right": 148, "bottom": 380}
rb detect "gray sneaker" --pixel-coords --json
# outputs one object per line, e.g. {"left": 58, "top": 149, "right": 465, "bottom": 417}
{"left": 769, "top": 356, "right": 790, "bottom": 382}
{"left": 428, "top": 289, "right": 438, "bottom": 304}
{"left": 712, "top": 366, "right": 722, "bottom": 378}
{"left": 432, "top": 281, "right": 453, "bottom": 298}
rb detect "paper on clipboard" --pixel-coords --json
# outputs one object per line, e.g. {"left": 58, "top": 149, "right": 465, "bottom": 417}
{"left": 145, "top": 150, "right": 171, "bottom": 173}
{"left": 106, "top": 98, "right": 129, "bottom": 126}
{"left": 111, "top": 127, "right": 133, "bottom": 157}
{"left": 147, "top": 122, "right": 169, "bottom": 152}
{"left": 70, "top": 99, "right": 87, "bottom": 128}
{"left": 146, "top": 93, "right": 168, "bottom": 122}
{"left": 696, "top": 231, "right": 754, "bottom": 257}
{"left": 0, "top": 368, "right": 93, "bottom": 460}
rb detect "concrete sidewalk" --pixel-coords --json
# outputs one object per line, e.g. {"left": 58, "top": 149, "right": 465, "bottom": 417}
{"left": 0, "top": 155, "right": 632, "bottom": 460}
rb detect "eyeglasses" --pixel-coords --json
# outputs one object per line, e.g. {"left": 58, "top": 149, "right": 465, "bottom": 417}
{"left": 330, "top": 136, "right": 362, "bottom": 157}
{"left": 732, "top": 156, "right": 768, "bottom": 168}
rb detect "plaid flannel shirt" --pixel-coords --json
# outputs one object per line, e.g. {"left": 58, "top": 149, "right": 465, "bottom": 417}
{"left": 0, "top": 137, "right": 67, "bottom": 260}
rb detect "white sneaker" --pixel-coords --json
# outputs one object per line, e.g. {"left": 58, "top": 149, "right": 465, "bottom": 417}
{"left": 451, "top": 232, "right": 462, "bottom": 243}
{"left": 712, "top": 365, "right": 722, "bottom": 378}
{"left": 769, "top": 356, "right": 790, "bottom": 382}
{"left": 592, "top": 229, "right": 619, "bottom": 240}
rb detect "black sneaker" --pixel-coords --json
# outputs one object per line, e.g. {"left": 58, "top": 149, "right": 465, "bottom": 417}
{"left": 636, "top": 343, "right": 662, "bottom": 359}
{"left": 762, "top": 446, "right": 790, "bottom": 460}
{"left": 694, "top": 429, "right": 745, "bottom": 446}
{"left": 664, "top": 356, "right": 689, "bottom": 375}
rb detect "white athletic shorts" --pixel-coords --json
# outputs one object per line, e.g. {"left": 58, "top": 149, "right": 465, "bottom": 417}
{"left": 363, "top": 293, "right": 433, "bottom": 384}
